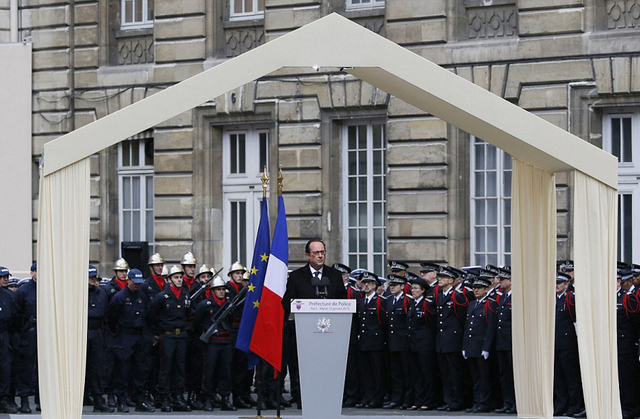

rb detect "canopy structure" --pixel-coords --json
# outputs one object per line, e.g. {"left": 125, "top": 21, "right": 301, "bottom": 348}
{"left": 37, "top": 13, "right": 619, "bottom": 419}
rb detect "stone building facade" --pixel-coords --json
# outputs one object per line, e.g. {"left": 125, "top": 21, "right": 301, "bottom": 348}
{"left": 1, "top": 0, "right": 639, "bottom": 276}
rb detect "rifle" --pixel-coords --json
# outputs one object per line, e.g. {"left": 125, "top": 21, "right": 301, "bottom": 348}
{"left": 199, "top": 285, "right": 248, "bottom": 343}
{"left": 186, "top": 266, "right": 224, "bottom": 306}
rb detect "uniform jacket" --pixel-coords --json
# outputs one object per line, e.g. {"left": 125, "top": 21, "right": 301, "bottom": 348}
{"left": 385, "top": 293, "right": 411, "bottom": 352}
{"left": 0, "top": 288, "right": 16, "bottom": 333}
{"left": 462, "top": 296, "right": 492, "bottom": 357}
{"left": 146, "top": 286, "right": 189, "bottom": 335}
{"left": 194, "top": 295, "right": 231, "bottom": 344}
{"left": 143, "top": 274, "right": 166, "bottom": 302}
{"left": 435, "top": 287, "right": 470, "bottom": 353}
{"left": 357, "top": 293, "right": 387, "bottom": 352}
{"left": 108, "top": 286, "right": 149, "bottom": 332}
{"left": 616, "top": 289, "right": 640, "bottom": 355}
{"left": 88, "top": 286, "right": 108, "bottom": 329}
{"left": 102, "top": 277, "right": 127, "bottom": 302}
{"left": 487, "top": 291, "right": 512, "bottom": 351}
{"left": 555, "top": 291, "right": 578, "bottom": 351}
{"left": 14, "top": 279, "right": 36, "bottom": 332}
{"left": 407, "top": 296, "right": 436, "bottom": 352}
{"left": 226, "top": 281, "right": 244, "bottom": 336}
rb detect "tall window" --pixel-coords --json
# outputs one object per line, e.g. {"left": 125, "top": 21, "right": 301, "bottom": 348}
{"left": 346, "top": 0, "right": 385, "bottom": 10}
{"left": 343, "top": 122, "right": 386, "bottom": 274}
{"left": 223, "top": 129, "right": 269, "bottom": 268}
{"left": 603, "top": 110, "right": 640, "bottom": 263}
{"left": 230, "top": 0, "right": 265, "bottom": 20}
{"left": 121, "top": 0, "right": 154, "bottom": 29}
{"left": 118, "top": 137, "right": 154, "bottom": 251}
{"left": 470, "top": 137, "right": 512, "bottom": 267}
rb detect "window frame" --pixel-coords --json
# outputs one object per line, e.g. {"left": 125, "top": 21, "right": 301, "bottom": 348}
{"left": 229, "top": 0, "right": 265, "bottom": 21}
{"left": 117, "top": 138, "right": 155, "bottom": 252}
{"left": 469, "top": 136, "right": 512, "bottom": 267}
{"left": 121, "top": 0, "right": 154, "bottom": 30}
{"left": 346, "top": 0, "right": 385, "bottom": 11}
{"left": 341, "top": 121, "right": 387, "bottom": 275}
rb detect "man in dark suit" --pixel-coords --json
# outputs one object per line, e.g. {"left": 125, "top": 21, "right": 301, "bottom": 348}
{"left": 281, "top": 238, "right": 347, "bottom": 408}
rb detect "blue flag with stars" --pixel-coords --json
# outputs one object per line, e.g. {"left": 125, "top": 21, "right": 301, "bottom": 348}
{"left": 235, "top": 197, "right": 270, "bottom": 369}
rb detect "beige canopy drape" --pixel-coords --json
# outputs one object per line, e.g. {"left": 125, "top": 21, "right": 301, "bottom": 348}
{"left": 37, "top": 159, "right": 90, "bottom": 419}
{"left": 511, "top": 160, "right": 556, "bottom": 418}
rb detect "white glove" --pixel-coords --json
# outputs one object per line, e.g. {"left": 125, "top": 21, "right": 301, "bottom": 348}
{"left": 462, "top": 350, "right": 467, "bottom": 359}
{"left": 482, "top": 351, "right": 489, "bottom": 360}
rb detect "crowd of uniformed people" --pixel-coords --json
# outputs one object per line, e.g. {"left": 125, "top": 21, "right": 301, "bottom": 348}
{"left": 0, "top": 251, "right": 639, "bottom": 417}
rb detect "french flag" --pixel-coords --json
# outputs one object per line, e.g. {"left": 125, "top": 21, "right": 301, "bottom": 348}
{"left": 250, "top": 195, "right": 288, "bottom": 372}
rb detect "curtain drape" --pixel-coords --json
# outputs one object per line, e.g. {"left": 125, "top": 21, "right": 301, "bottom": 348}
{"left": 573, "top": 170, "right": 621, "bottom": 419}
{"left": 37, "top": 158, "right": 90, "bottom": 419}
{"left": 511, "top": 160, "right": 556, "bottom": 418}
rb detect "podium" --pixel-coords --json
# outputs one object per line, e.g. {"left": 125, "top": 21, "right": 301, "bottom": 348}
{"left": 292, "top": 299, "right": 356, "bottom": 419}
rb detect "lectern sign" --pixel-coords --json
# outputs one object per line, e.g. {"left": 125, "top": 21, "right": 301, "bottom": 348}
{"left": 291, "top": 299, "right": 356, "bottom": 313}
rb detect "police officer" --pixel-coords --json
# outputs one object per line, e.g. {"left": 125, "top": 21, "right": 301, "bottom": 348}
{"left": 355, "top": 271, "right": 386, "bottom": 409}
{"left": 462, "top": 271, "right": 493, "bottom": 413}
{"left": 86, "top": 265, "right": 113, "bottom": 413}
{"left": 103, "top": 258, "right": 130, "bottom": 300}
{"left": 180, "top": 253, "right": 204, "bottom": 410}
{"left": 553, "top": 272, "right": 585, "bottom": 418}
{"left": 419, "top": 263, "right": 440, "bottom": 298}
{"left": 388, "top": 261, "right": 408, "bottom": 278}
{"left": 0, "top": 267, "right": 17, "bottom": 413}
{"left": 616, "top": 270, "right": 640, "bottom": 419}
{"left": 384, "top": 274, "right": 412, "bottom": 410}
{"left": 435, "top": 265, "right": 470, "bottom": 412}
{"left": 195, "top": 275, "right": 237, "bottom": 412}
{"left": 407, "top": 275, "right": 438, "bottom": 411}
{"left": 146, "top": 265, "right": 191, "bottom": 412}
{"left": 108, "top": 268, "right": 154, "bottom": 413}
{"left": 487, "top": 267, "right": 516, "bottom": 415}
{"left": 14, "top": 263, "right": 38, "bottom": 413}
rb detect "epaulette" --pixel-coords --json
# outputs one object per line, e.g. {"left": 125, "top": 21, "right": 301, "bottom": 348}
{"left": 164, "top": 294, "right": 169, "bottom": 299}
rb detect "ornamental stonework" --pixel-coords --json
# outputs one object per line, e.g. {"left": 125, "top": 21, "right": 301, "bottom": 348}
{"left": 226, "top": 26, "right": 265, "bottom": 58}
{"left": 117, "top": 34, "right": 154, "bottom": 65}
{"left": 607, "top": 0, "right": 640, "bottom": 30}
{"left": 464, "top": 0, "right": 517, "bottom": 39}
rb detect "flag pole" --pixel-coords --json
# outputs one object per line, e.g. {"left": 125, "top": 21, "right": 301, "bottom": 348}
{"left": 275, "top": 165, "right": 284, "bottom": 419}
{"left": 262, "top": 165, "right": 269, "bottom": 198}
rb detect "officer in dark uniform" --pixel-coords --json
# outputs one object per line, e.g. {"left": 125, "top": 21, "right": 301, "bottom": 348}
{"left": 146, "top": 265, "right": 191, "bottom": 413}
{"left": 0, "top": 267, "right": 17, "bottom": 414}
{"left": 194, "top": 275, "right": 237, "bottom": 412}
{"left": 435, "top": 265, "right": 470, "bottom": 412}
{"left": 406, "top": 275, "right": 438, "bottom": 411}
{"left": 225, "top": 261, "right": 253, "bottom": 409}
{"left": 103, "top": 258, "right": 130, "bottom": 300}
{"left": 108, "top": 268, "right": 154, "bottom": 413}
{"left": 86, "top": 265, "right": 113, "bottom": 412}
{"left": 355, "top": 271, "right": 387, "bottom": 409}
{"left": 384, "top": 274, "right": 413, "bottom": 410}
{"left": 462, "top": 271, "right": 494, "bottom": 413}
{"left": 335, "top": 263, "right": 361, "bottom": 408}
{"left": 142, "top": 253, "right": 165, "bottom": 407}
{"left": 388, "top": 261, "right": 408, "bottom": 278}
{"left": 419, "top": 263, "right": 440, "bottom": 298}
{"left": 487, "top": 267, "right": 516, "bottom": 414}
{"left": 616, "top": 270, "right": 640, "bottom": 419}
{"left": 14, "top": 263, "right": 38, "bottom": 413}
{"left": 553, "top": 272, "right": 585, "bottom": 417}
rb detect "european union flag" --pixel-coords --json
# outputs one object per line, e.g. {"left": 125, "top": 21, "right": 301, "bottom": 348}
{"left": 235, "top": 197, "right": 270, "bottom": 369}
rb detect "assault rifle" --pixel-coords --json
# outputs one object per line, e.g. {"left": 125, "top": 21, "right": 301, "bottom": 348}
{"left": 199, "top": 285, "right": 248, "bottom": 342}
{"left": 186, "top": 266, "right": 225, "bottom": 306}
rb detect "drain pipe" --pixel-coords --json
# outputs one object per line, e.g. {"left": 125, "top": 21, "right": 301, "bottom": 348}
{"left": 10, "top": 0, "right": 18, "bottom": 42}
{"left": 69, "top": 0, "right": 75, "bottom": 131}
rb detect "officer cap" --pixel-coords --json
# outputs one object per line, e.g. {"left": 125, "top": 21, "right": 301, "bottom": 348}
{"left": 30, "top": 262, "right": 37, "bottom": 272}
{"left": 181, "top": 252, "right": 197, "bottom": 266}
{"left": 419, "top": 262, "right": 441, "bottom": 274}
{"left": 18, "top": 278, "right": 30, "bottom": 287}
{"left": 113, "top": 258, "right": 129, "bottom": 271}
{"left": 498, "top": 265, "right": 511, "bottom": 279}
{"left": 350, "top": 268, "right": 368, "bottom": 280}
{"left": 128, "top": 268, "right": 145, "bottom": 284}
{"left": 228, "top": 261, "right": 246, "bottom": 276}
{"left": 0, "top": 267, "right": 10, "bottom": 277}
{"left": 438, "top": 266, "right": 458, "bottom": 279}
{"left": 168, "top": 265, "right": 183, "bottom": 277}
{"left": 558, "top": 260, "right": 574, "bottom": 272}
{"left": 618, "top": 270, "right": 634, "bottom": 282}
{"left": 148, "top": 253, "right": 164, "bottom": 265}
{"left": 7, "top": 277, "right": 19, "bottom": 287}
{"left": 88, "top": 265, "right": 98, "bottom": 278}
{"left": 632, "top": 263, "right": 640, "bottom": 275}
{"left": 359, "top": 271, "right": 380, "bottom": 285}
{"left": 408, "top": 275, "right": 428, "bottom": 290}
{"left": 462, "top": 266, "right": 483, "bottom": 277}
{"left": 556, "top": 272, "right": 571, "bottom": 283}
{"left": 388, "top": 261, "right": 408, "bottom": 272}
{"left": 405, "top": 271, "right": 420, "bottom": 283}
{"left": 472, "top": 276, "right": 492, "bottom": 288}
{"left": 444, "top": 266, "right": 465, "bottom": 279}
{"left": 211, "top": 276, "right": 226, "bottom": 288}
{"left": 332, "top": 263, "right": 352, "bottom": 275}
{"left": 485, "top": 264, "right": 501, "bottom": 277}
{"left": 196, "top": 264, "right": 213, "bottom": 279}
{"left": 478, "top": 269, "right": 497, "bottom": 280}
{"left": 387, "top": 274, "right": 406, "bottom": 286}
